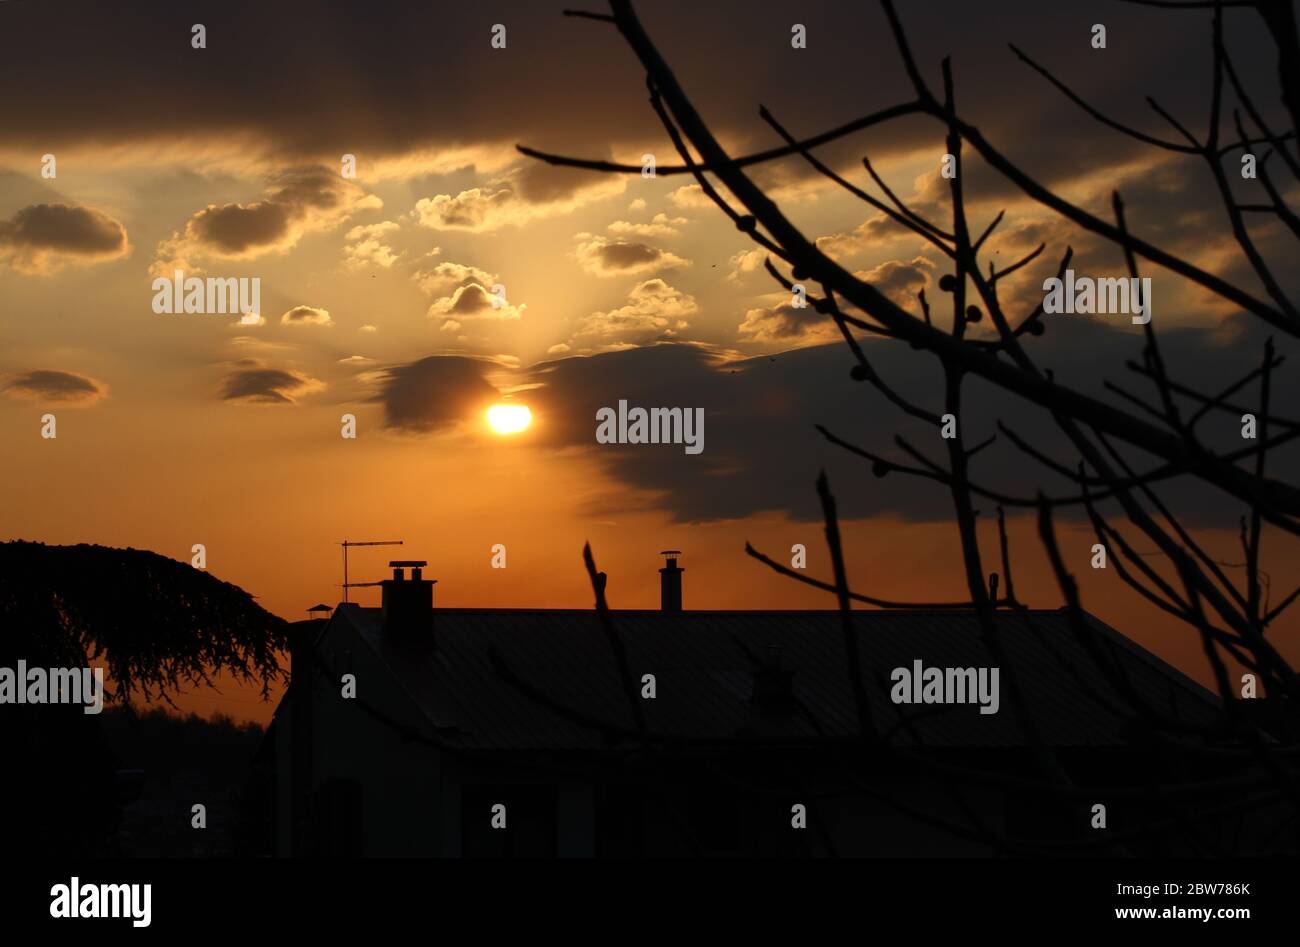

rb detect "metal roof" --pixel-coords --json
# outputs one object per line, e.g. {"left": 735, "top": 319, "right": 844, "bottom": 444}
{"left": 325, "top": 605, "right": 1223, "bottom": 751}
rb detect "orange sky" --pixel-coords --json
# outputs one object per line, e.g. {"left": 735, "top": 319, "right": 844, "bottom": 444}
{"left": 2, "top": 0, "right": 1296, "bottom": 725}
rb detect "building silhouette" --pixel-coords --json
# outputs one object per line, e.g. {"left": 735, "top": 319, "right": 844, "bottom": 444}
{"left": 260, "top": 555, "right": 1266, "bottom": 857}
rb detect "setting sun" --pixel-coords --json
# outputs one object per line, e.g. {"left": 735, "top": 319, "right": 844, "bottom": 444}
{"left": 487, "top": 403, "right": 532, "bottom": 434}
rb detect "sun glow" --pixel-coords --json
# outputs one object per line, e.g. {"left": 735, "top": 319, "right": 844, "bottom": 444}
{"left": 487, "top": 403, "right": 532, "bottom": 434}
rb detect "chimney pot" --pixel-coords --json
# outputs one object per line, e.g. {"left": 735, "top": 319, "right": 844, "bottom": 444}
{"left": 382, "top": 560, "right": 435, "bottom": 639}
{"left": 658, "top": 550, "right": 683, "bottom": 612}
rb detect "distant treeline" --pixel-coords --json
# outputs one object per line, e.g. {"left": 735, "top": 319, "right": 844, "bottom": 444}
{"left": 102, "top": 707, "right": 264, "bottom": 778}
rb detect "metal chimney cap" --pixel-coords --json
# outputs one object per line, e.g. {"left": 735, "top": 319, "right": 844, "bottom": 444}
{"left": 659, "top": 549, "right": 682, "bottom": 558}
{"left": 389, "top": 560, "right": 428, "bottom": 568}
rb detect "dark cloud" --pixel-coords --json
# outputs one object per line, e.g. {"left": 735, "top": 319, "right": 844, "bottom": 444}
{"left": 512, "top": 160, "right": 615, "bottom": 204}
{"left": 575, "top": 236, "right": 689, "bottom": 276}
{"left": 737, "top": 256, "right": 932, "bottom": 344}
{"left": 156, "top": 166, "right": 380, "bottom": 269}
{"left": 425, "top": 281, "right": 526, "bottom": 327}
{"left": 598, "top": 241, "right": 661, "bottom": 269}
{"left": 2, "top": 370, "right": 107, "bottom": 404}
{"left": 410, "top": 169, "right": 626, "bottom": 232}
{"left": 0, "top": 203, "right": 128, "bottom": 273}
{"left": 220, "top": 361, "right": 323, "bottom": 404}
{"left": 811, "top": 154, "right": 1295, "bottom": 329}
{"left": 190, "top": 201, "right": 291, "bottom": 255}
{"left": 447, "top": 285, "right": 494, "bottom": 315}
{"left": 375, "top": 356, "right": 501, "bottom": 432}
{"left": 519, "top": 320, "right": 1299, "bottom": 526}
{"left": 4, "top": 0, "right": 1278, "bottom": 200}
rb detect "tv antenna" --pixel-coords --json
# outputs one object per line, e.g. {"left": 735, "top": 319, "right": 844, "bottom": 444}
{"left": 339, "top": 539, "right": 403, "bottom": 603}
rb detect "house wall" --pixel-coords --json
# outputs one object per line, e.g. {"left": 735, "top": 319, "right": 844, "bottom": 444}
{"left": 275, "top": 617, "right": 1217, "bottom": 858}
{"left": 274, "top": 717, "right": 290, "bottom": 856}
{"left": 439, "top": 753, "right": 596, "bottom": 857}
{"left": 276, "top": 617, "right": 447, "bottom": 856}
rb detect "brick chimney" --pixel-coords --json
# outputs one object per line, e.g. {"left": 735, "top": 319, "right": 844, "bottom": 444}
{"left": 381, "top": 560, "right": 435, "bottom": 638}
{"left": 659, "top": 550, "right": 683, "bottom": 612}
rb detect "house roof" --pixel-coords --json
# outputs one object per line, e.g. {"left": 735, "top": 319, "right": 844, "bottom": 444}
{"left": 317, "top": 605, "right": 1224, "bottom": 752}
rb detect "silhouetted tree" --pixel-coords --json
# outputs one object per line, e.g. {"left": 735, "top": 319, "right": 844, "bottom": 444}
{"left": 515, "top": 0, "right": 1300, "bottom": 855}
{"left": 0, "top": 540, "right": 286, "bottom": 855}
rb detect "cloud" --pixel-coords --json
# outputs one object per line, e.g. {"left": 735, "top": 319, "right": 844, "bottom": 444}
{"left": 518, "top": 318, "right": 1299, "bottom": 525}
{"left": 280, "top": 305, "right": 332, "bottom": 327}
{"left": 424, "top": 280, "right": 526, "bottom": 329}
{"left": 374, "top": 355, "right": 501, "bottom": 432}
{"left": 1, "top": 369, "right": 108, "bottom": 405}
{"left": 853, "top": 255, "right": 936, "bottom": 305}
{"left": 219, "top": 360, "right": 324, "bottom": 405}
{"left": 414, "top": 187, "right": 513, "bottom": 231}
{"left": 573, "top": 279, "right": 698, "bottom": 346}
{"left": 0, "top": 203, "right": 129, "bottom": 274}
{"left": 227, "top": 335, "right": 294, "bottom": 353}
{"left": 738, "top": 300, "right": 838, "bottom": 345}
{"left": 413, "top": 260, "right": 497, "bottom": 297}
{"left": 811, "top": 170, "right": 952, "bottom": 263}
{"left": 152, "top": 166, "right": 381, "bottom": 273}
{"left": 411, "top": 256, "right": 525, "bottom": 329}
{"left": 412, "top": 163, "right": 624, "bottom": 233}
{"left": 343, "top": 221, "right": 401, "bottom": 268}
{"left": 816, "top": 212, "right": 917, "bottom": 262}
{"left": 190, "top": 202, "right": 289, "bottom": 255}
{"left": 727, "top": 246, "right": 768, "bottom": 283}
{"left": 737, "top": 257, "right": 930, "bottom": 344}
{"left": 668, "top": 184, "right": 713, "bottom": 209}
{"left": 0, "top": 0, "right": 1274, "bottom": 229}
{"left": 573, "top": 235, "right": 690, "bottom": 277}
{"left": 607, "top": 213, "right": 688, "bottom": 238}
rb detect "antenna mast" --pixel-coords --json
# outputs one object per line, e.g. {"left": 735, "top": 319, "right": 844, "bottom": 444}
{"left": 339, "top": 539, "right": 403, "bottom": 603}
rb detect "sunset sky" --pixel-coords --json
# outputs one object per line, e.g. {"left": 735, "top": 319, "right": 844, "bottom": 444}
{"left": 1, "top": 0, "right": 1296, "bottom": 722}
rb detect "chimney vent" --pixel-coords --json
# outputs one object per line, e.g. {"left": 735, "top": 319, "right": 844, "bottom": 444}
{"left": 658, "top": 550, "right": 683, "bottom": 612}
{"left": 381, "top": 559, "right": 435, "bottom": 639}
